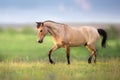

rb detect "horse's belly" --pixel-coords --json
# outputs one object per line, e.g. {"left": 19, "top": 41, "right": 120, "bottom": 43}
{"left": 69, "top": 40, "right": 86, "bottom": 47}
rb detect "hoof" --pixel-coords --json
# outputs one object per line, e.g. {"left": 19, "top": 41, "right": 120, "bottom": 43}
{"left": 88, "top": 56, "right": 92, "bottom": 64}
{"left": 94, "top": 60, "right": 96, "bottom": 64}
{"left": 67, "top": 61, "right": 70, "bottom": 65}
{"left": 88, "top": 60, "right": 91, "bottom": 64}
{"left": 49, "top": 60, "right": 55, "bottom": 64}
{"left": 88, "top": 58, "right": 92, "bottom": 64}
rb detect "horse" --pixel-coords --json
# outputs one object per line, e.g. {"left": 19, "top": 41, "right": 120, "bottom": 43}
{"left": 36, "top": 20, "right": 107, "bottom": 64}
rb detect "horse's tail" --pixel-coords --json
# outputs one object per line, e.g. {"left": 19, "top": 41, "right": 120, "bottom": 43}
{"left": 97, "top": 29, "right": 107, "bottom": 48}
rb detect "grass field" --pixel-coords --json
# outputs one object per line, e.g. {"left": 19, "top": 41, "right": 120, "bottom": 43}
{"left": 0, "top": 27, "right": 120, "bottom": 80}
{"left": 0, "top": 59, "right": 120, "bottom": 80}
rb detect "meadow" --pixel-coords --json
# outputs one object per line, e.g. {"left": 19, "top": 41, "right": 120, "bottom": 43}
{"left": 0, "top": 26, "right": 120, "bottom": 80}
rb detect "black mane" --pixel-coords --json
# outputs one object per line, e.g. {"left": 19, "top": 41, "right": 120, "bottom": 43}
{"left": 44, "top": 20, "right": 65, "bottom": 25}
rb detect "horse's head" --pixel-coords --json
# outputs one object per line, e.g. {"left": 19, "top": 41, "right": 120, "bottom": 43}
{"left": 36, "top": 22, "right": 48, "bottom": 43}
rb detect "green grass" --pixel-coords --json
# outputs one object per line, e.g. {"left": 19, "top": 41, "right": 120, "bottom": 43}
{"left": 0, "top": 59, "right": 119, "bottom": 80}
{"left": 0, "top": 28, "right": 120, "bottom": 80}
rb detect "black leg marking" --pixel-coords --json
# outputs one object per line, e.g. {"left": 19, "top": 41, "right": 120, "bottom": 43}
{"left": 67, "top": 53, "right": 70, "bottom": 64}
{"left": 48, "top": 52, "right": 55, "bottom": 64}
{"left": 65, "top": 45, "right": 70, "bottom": 64}
{"left": 88, "top": 55, "right": 92, "bottom": 64}
{"left": 48, "top": 49, "right": 55, "bottom": 64}
{"left": 48, "top": 45, "right": 59, "bottom": 64}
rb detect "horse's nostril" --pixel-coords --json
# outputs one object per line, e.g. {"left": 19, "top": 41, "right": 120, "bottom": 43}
{"left": 38, "top": 39, "right": 43, "bottom": 43}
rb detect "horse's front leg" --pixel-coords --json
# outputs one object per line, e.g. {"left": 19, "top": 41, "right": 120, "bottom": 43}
{"left": 48, "top": 45, "right": 59, "bottom": 64}
{"left": 65, "top": 45, "right": 70, "bottom": 64}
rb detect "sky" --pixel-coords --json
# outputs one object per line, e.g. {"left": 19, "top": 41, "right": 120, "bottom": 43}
{"left": 0, "top": 0, "right": 120, "bottom": 23}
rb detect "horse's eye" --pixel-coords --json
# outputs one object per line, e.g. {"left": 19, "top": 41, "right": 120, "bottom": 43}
{"left": 40, "top": 30, "right": 43, "bottom": 32}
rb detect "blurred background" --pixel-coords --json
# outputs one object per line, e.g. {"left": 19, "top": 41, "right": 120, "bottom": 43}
{"left": 0, "top": 0, "right": 120, "bottom": 62}
{"left": 0, "top": 0, "right": 120, "bottom": 23}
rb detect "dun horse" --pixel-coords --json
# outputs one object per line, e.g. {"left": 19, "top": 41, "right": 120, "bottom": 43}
{"left": 36, "top": 20, "right": 107, "bottom": 64}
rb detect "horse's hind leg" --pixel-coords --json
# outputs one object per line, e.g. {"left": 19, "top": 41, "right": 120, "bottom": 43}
{"left": 48, "top": 45, "right": 59, "bottom": 64}
{"left": 88, "top": 55, "right": 92, "bottom": 63}
{"left": 86, "top": 45, "right": 97, "bottom": 63}
{"left": 93, "top": 52, "right": 97, "bottom": 63}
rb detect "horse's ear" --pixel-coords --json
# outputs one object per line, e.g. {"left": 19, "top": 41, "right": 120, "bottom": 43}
{"left": 36, "top": 22, "right": 40, "bottom": 24}
{"left": 36, "top": 22, "right": 44, "bottom": 28}
{"left": 36, "top": 22, "right": 44, "bottom": 25}
{"left": 36, "top": 22, "right": 41, "bottom": 28}
{"left": 41, "top": 23, "right": 44, "bottom": 26}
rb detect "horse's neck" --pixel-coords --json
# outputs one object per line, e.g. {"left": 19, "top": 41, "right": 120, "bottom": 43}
{"left": 44, "top": 22, "right": 60, "bottom": 37}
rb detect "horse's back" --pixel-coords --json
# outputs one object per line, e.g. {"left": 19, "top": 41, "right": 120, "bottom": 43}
{"left": 55, "top": 25, "right": 100, "bottom": 47}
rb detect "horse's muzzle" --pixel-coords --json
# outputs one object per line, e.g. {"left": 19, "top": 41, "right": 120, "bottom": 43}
{"left": 38, "top": 39, "right": 43, "bottom": 43}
